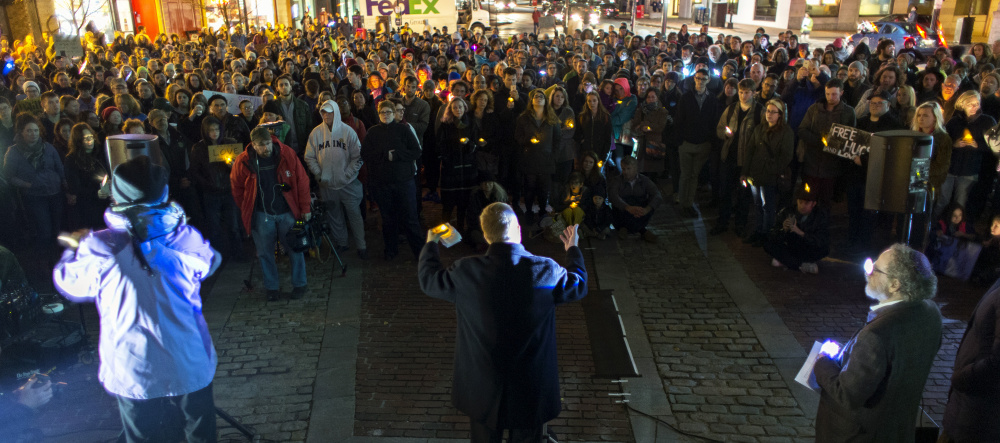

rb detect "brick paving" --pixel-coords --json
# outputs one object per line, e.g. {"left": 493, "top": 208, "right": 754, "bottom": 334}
{"left": 5, "top": 185, "right": 992, "bottom": 442}
{"left": 715, "top": 200, "right": 984, "bottom": 425}
{"left": 354, "top": 223, "right": 634, "bottom": 441}
{"left": 618, "top": 213, "right": 814, "bottom": 442}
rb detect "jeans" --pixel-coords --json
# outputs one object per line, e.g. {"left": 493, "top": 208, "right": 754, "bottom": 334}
{"left": 678, "top": 141, "right": 711, "bottom": 207}
{"left": 251, "top": 211, "right": 306, "bottom": 291}
{"left": 441, "top": 188, "right": 472, "bottom": 231}
{"left": 612, "top": 207, "right": 654, "bottom": 233}
{"left": 202, "top": 191, "right": 242, "bottom": 256}
{"left": 521, "top": 173, "right": 551, "bottom": 214}
{"left": 116, "top": 383, "right": 216, "bottom": 443}
{"left": 23, "top": 193, "right": 63, "bottom": 248}
{"left": 665, "top": 144, "right": 680, "bottom": 197}
{"left": 370, "top": 179, "right": 424, "bottom": 257}
{"left": 935, "top": 174, "right": 977, "bottom": 218}
{"left": 764, "top": 233, "right": 829, "bottom": 269}
{"left": 717, "top": 160, "right": 749, "bottom": 229}
{"left": 846, "top": 183, "right": 874, "bottom": 247}
{"left": 750, "top": 184, "right": 777, "bottom": 235}
{"left": 323, "top": 180, "right": 366, "bottom": 250}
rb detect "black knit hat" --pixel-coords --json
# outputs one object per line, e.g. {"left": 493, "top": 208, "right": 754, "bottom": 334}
{"left": 111, "top": 155, "right": 169, "bottom": 206}
{"left": 262, "top": 100, "right": 283, "bottom": 116}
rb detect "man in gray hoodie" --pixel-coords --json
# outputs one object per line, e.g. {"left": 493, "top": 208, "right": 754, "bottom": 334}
{"left": 304, "top": 99, "right": 367, "bottom": 259}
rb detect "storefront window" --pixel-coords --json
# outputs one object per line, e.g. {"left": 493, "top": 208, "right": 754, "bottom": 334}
{"left": 858, "top": 0, "right": 889, "bottom": 16}
{"left": 956, "top": 0, "right": 991, "bottom": 15}
{"left": 247, "top": 0, "right": 277, "bottom": 28}
{"left": 205, "top": 0, "right": 247, "bottom": 30}
{"left": 804, "top": 0, "right": 839, "bottom": 18}
{"left": 754, "top": 0, "right": 776, "bottom": 21}
{"left": 53, "top": 0, "right": 115, "bottom": 37}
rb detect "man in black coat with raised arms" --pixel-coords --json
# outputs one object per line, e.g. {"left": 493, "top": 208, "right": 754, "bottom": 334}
{"left": 418, "top": 203, "right": 587, "bottom": 443}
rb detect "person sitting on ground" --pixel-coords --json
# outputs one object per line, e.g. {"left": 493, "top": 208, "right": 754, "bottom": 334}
{"left": 931, "top": 203, "right": 977, "bottom": 242}
{"left": 554, "top": 172, "right": 588, "bottom": 227}
{"left": 764, "top": 183, "right": 830, "bottom": 274}
{"left": 971, "top": 215, "right": 1000, "bottom": 286}
{"left": 465, "top": 173, "right": 509, "bottom": 251}
{"left": 608, "top": 156, "right": 662, "bottom": 243}
{"left": 582, "top": 183, "right": 612, "bottom": 240}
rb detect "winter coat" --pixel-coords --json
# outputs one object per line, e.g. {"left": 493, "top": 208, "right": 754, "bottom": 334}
{"left": 437, "top": 118, "right": 479, "bottom": 191}
{"left": 799, "top": 98, "right": 856, "bottom": 179}
{"left": 229, "top": 136, "right": 311, "bottom": 234}
{"left": 573, "top": 113, "right": 614, "bottom": 160}
{"left": 514, "top": 113, "right": 560, "bottom": 175}
{"left": 552, "top": 105, "right": 577, "bottom": 163}
{"left": 743, "top": 123, "right": 795, "bottom": 187}
{"left": 945, "top": 111, "right": 997, "bottom": 177}
{"left": 716, "top": 100, "right": 764, "bottom": 165}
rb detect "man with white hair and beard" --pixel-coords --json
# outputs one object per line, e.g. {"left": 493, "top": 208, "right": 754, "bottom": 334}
{"left": 812, "top": 244, "right": 942, "bottom": 442}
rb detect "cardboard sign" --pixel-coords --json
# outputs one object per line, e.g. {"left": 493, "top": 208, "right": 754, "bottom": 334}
{"left": 823, "top": 124, "right": 872, "bottom": 159}
{"left": 208, "top": 144, "right": 244, "bottom": 164}
{"left": 201, "top": 91, "right": 263, "bottom": 116}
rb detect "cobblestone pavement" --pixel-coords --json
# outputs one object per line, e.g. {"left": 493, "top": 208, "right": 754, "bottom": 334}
{"left": 6, "top": 185, "right": 989, "bottom": 442}
{"left": 719, "top": 205, "right": 982, "bottom": 425}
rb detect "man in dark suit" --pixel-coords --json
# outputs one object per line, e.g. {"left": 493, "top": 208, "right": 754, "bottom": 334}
{"left": 418, "top": 202, "right": 587, "bottom": 443}
{"left": 940, "top": 280, "right": 1000, "bottom": 442}
{"left": 814, "top": 244, "right": 942, "bottom": 442}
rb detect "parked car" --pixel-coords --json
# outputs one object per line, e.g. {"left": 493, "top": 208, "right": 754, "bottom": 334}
{"left": 849, "top": 20, "right": 945, "bottom": 56}
{"left": 599, "top": 0, "right": 619, "bottom": 18}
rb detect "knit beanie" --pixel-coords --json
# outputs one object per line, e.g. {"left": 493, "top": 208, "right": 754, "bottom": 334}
{"left": 111, "top": 155, "right": 169, "bottom": 206}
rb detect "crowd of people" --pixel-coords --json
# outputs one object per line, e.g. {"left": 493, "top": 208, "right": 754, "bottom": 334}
{"left": 0, "top": 18, "right": 998, "bottom": 289}
{"left": 0, "top": 15, "right": 996, "bottom": 442}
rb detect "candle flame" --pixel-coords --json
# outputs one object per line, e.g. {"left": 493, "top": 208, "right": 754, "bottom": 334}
{"left": 570, "top": 202, "right": 578, "bottom": 208}
{"left": 821, "top": 136, "right": 828, "bottom": 146}
{"left": 804, "top": 183, "right": 811, "bottom": 193}
{"left": 725, "top": 126, "right": 732, "bottom": 135}
{"left": 459, "top": 137, "right": 468, "bottom": 143}
{"left": 478, "top": 138, "right": 485, "bottom": 143}
{"left": 963, "top": 129, "right": 974, "bottom": 142}
{"left": 530, "top": 137, "right": 539, "bottom": 144}
{"left": 432, "top": 224, "right": 450, "bottom": 234}
{"left": 597, "top": 160, "right": 604, "bottom": 168}
{"left": 508, "top": 97, "right": 514, "bottom": 103}
{"left": 567, "top": 120, "right": 574, "bottom": 128}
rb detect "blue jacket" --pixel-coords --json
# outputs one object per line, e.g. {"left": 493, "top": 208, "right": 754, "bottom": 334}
{"left": 3, "top": 142, "right": 64, "bottom": 196}
{"left": 53, "top": 204, "right": 221, "bottom": 399}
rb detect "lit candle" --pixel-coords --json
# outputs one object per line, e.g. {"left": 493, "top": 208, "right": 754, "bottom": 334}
{"left": 478, "top": 138, "right": 485, "bottom": 143}
{"left": 432, "top": 224, "right": 450, "bottom": 234}
{"left": 567, "top": 120, "right": 574, "bottom": 128}
{"left": 508, "top": 97, "right": 514, "bottom": 103}
{"left": 821, "top": 136, "right": 828, "bottom": 146}
{"left": 597, "top": 160, "right": 604, "bottom": 168}
{"left": 725, "top": 126, "right": 732, "bottom": 136}
{"left": 963, "top": 129, "right": 974, "bottom": 142}
{"left": 570, "top": 202, "right": 578, "bottom": 208}
{"left": 530, "top": 137, "right": 539, "bottom": 144}
{"left": 804, "top": 183, "right": 811, "bottom": 193}
{"left": 459, "top": 137, "right": 468, "bottom": 143}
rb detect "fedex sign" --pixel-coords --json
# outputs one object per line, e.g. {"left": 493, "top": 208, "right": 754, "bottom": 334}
{"left": 365, "top": 0, "right": 440, "bottom": 15}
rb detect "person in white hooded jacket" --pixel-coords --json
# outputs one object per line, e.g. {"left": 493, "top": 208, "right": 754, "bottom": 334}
{"left": 304, "top": 99, "right": 367, "bottom": 259}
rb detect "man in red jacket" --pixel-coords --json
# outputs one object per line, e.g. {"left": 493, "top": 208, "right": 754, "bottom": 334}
{"left": 231, "top": 126, "right": 312, "bottom": 301}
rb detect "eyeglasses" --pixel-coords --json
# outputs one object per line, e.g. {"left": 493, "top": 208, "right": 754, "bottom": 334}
{"left": 694, "top": 76, "right": 708, "bottom": 81}
{"left": 863, "top": 258, "right": 888, "bottom": 276}
{"left": 82, "top": 135, "right": 95, "bottom": 141}
{"left": 378, "top": 110, "right": 395, "bottom": 115}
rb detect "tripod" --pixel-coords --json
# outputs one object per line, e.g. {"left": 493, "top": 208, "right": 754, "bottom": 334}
{"left": 306, "top": 202, "right": 348, "bottom": 276}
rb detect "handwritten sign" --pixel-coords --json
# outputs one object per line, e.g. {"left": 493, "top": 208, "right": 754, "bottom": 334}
{"left": 823, "top": 124, "right": 872, "bottom": 159}
{"left": 209, "top": 144, "right": 244, "bottom": 164}
{"left": 201, "top": 91, "right": 263, "bottom": 116}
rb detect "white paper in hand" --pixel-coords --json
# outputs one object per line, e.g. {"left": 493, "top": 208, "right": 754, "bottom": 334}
{"left": 795, "top": 341, "right": 823, "bottom": 391}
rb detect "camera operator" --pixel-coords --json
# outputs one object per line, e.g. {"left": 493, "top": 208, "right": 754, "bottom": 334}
{"left": 231, "top": 126, "right": 312, "bottom": 301}
{"left": 52, "top": 156, "right": 222, "bottom": 443}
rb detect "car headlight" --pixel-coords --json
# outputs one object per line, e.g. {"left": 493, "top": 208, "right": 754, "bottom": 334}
{"left": 571, "top": 13, "right": 581, "bottom": 21}
{"left": 555, "top": 13, "right": 563, "bottom": 20}
{"left": 589, "top": 13, "right": 598, "bottom": 21}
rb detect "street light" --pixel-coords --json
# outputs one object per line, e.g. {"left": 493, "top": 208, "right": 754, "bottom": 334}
{"left": 727, "top": 0, "right": 735, "bottom": 29}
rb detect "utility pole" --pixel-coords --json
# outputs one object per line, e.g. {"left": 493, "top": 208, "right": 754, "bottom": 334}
{"left": 630, "top": 0, "right": 636, "bottom": 32}
{"left": 660, "top": 0, "right": 667, "bottom": 34}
